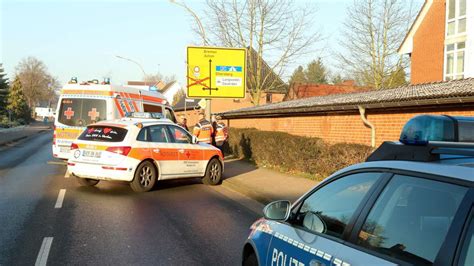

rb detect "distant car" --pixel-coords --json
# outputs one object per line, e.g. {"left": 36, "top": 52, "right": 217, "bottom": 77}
{"left": 243, "top": 115, "right": 474, "bottom": 266}
{"left": 67, "top": 113, "right": 224, "bottom": 192}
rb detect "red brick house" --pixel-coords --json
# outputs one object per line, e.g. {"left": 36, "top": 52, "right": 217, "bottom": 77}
{"left": 399, "top": 0, "right": 473, "bottom": 84}
{"left": 284, "top": 80, "right": 370, "bottom": 101}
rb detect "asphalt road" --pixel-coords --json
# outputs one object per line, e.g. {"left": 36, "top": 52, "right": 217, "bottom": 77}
{"left": 0, "top": 131, "right": 260, "bottom": 265}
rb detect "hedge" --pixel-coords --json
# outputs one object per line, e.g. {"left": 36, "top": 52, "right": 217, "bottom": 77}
{"left": 223, "top": 128, "right": 373, "bottom": 180}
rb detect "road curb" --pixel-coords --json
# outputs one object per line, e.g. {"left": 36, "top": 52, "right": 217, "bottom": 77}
{"left": 0, "top": 129, "right": 50, "bottom": 147}
{"left": 222, "top": 178, "right": 273, "bottom": 206}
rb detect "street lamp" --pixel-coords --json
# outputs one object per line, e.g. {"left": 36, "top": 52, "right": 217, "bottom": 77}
{"left": 115, "top": 55, "right": 147, "bottom": 78}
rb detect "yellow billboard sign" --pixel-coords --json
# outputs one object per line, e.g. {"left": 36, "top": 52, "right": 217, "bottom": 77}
{"left": 187, "top": 46, "right": 246, "bottom": 98}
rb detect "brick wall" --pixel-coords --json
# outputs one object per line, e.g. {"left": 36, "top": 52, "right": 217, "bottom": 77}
{"left": 225, "top": 106, "right": 474, "bottom": 146}
{"left": 411, "top": 0, "right": 446, "bottom": 84}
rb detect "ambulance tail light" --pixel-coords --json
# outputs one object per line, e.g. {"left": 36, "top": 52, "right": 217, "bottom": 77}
{"left": 53, "top": 125, "right": 56, "bottom": 145}
{"left": 106, "top": 146, "right": 132, "bottom": 156}
{"left": 71, "top": 143, "right": 79, "bottom": 150}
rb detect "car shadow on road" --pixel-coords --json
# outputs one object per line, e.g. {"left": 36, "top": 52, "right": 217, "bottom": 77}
{"left": 222, "top": 158, "right": 258, "bottom": 181}
{"left": 74, "top": 178, "right": 205, "bottom": 195}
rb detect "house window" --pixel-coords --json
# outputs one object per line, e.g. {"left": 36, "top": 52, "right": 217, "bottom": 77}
{"left": 266, "top": 93, "right": 272, "bottom": 104}
{"left": 446, "top": 0, "right": 466, "bottom": 36}
{"left": 444, "top": 42, "right": 465, "bottom": 81}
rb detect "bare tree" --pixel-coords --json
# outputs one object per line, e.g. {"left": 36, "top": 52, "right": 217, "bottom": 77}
{"left": 143, "top": 73, "right": 176, "bottom": 86}
{"left": 143, "top": 73, "right": 163, "bottom": 85}
{"left": 338, "top": 0, "right": 417, "bottom": 89}
{"left": 15, "top": 57, "right": 58, "bottom": 108}
{"left": 177, "top": 0, "right": 321, "bottom": 105}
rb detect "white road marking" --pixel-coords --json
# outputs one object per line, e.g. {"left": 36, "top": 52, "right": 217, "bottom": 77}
{"left": 35, "top": 237, "right": 53, "bottom": 266}
{"left": 64, "top": 170, "right": 70, "bottom": 178}
{"left": 54, "top": 189, "right": 66, "bottom": 208}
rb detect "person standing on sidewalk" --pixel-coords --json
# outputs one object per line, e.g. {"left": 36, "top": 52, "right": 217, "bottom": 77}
{"left": 193, "top": 111, "right": 213, "bottom": 144}
{"left": 212, "top": 115, "right": 227, "bottom": 148}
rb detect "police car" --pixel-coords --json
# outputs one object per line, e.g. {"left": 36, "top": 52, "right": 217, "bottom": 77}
{"left": 67, "top": 112, "right": 224, "bottom": 192}
{"left": 243, "top": 115, "right": 474, "bottom": 266}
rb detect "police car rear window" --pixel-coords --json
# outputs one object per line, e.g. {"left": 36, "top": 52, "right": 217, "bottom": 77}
{"left": 78, "top": 126, "right": 128, "bottom": 142}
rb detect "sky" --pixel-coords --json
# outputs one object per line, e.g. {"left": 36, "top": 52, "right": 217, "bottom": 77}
{"left": 0, "top": 0, "right": 420, "bottom": 86}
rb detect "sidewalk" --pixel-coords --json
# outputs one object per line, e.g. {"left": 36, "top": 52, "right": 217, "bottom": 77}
{"left": 222, "top": 158, "right": 318, "bottom": 205}
{"left": 0, "top": 121, "right": 52, "bottom": 146}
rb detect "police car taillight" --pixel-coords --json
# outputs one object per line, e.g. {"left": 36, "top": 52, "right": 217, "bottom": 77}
{"left": 106, "top": 146, "right": 131, "bottom": 156}
{"left": 71, "top": 143, "right": 79, "bottom": 150}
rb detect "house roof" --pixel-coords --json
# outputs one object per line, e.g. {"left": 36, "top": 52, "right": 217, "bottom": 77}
{"left": 286, "top": 81, "right": 370, "bottom": 100}
{"left": 246, "top": 47, "right": 288, "bottom": 93}
{"left": 160, "top": 81, "right": 177, "bottom": 93}
{"left": 173, "top": 96, "right": 200, "bottom": 112}
{"left": 127, "top": 80, "right": 166, "bottom": 90}
{"left": 398, "top": 0, "right": 432, "bottom": 54}
{"left": 219, "top": 78, "right": 474, "bottom": 118}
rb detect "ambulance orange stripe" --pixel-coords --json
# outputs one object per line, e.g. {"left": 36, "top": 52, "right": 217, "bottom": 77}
{"left": 130, "top": 97, "right": 139, "bottom": 111}
{"left": 116, "top": 92, "right": 166, "bottom": 105}
{"left": 142, "top": 95, "right": 166, "bottom": 104}
{"left": 119, "top": 92, "right": 132, "bottom": 112}
{"left": 114, "top": 98, "right": 125, "bottom": 117}
{"left": 61, "top": 90, "right": 113, "bottom": 96}
{"left": 124, "top": 92, "right": 139, "bottom": 111}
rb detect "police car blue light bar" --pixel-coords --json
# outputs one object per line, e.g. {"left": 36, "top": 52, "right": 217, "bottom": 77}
{"left": 400, "top": 115, "right": 474, "bottom": 145}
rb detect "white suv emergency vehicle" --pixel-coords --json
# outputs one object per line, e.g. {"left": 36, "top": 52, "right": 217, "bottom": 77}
{"left": 67, "top": 113, "right": 224, "bottom": 192}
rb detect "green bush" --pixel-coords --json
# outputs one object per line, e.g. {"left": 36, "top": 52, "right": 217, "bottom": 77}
{"left": 224, "top": 128, "right": 373, "bottom": 179}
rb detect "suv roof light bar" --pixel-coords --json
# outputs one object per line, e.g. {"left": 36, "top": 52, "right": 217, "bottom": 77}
{"left": 124, "top": 112, "right": 164, "bottom": 119}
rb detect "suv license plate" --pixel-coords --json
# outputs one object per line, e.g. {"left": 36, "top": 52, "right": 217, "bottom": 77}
{"left": 82, "top": 150, "right": 101, "bottom": 158}
{"left": 60, "top": 146, "right": 71, "bottom": 153}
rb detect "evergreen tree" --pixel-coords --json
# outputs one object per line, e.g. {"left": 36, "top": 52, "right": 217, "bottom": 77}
{"left": 331, "top": 74, "right": 344, "bottom": 85}
{"left": 386, "top": 66, "right": 408, "bottom": 88}
{"left": 0, "top": 63, "right": 9, "bottom": 116}
{"left": 7, "top": 76, "right": 31, "bottom": 123}
{"left": 304, "top": 58, "right": 328, "bottom": 84}
{"left": 289, "top": 65, "right": 307, "bottom": 85}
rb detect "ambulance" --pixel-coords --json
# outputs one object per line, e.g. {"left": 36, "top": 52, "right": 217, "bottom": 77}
{"left": 53, "top": 79, "right": 177, "bottom": 160}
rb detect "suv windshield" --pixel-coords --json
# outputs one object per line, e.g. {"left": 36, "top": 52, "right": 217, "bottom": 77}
{"left": 78, "top": 126, "right": 128, "bottom": 142}
{"left": 58, "top": 98, "right": 107, "bottom": 126}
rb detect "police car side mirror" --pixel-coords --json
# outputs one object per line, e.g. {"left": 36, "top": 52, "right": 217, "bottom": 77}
{"left": 192, "top": 135, "right": 198, "bottom": 144}
{"left": 263, "top": 200, "right": 291, "bottom": 221}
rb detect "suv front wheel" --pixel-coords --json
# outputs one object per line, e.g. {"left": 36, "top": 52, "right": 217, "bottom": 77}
{"left": 202, "top": 158, "right": 222, "bottom": 185}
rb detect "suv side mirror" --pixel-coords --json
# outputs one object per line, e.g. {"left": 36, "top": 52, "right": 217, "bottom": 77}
{"left": 263, "top": 200, "right": 291, "bottom": 221}
{"left": 192, "top": 135, "right": 198, "bottom": 144}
